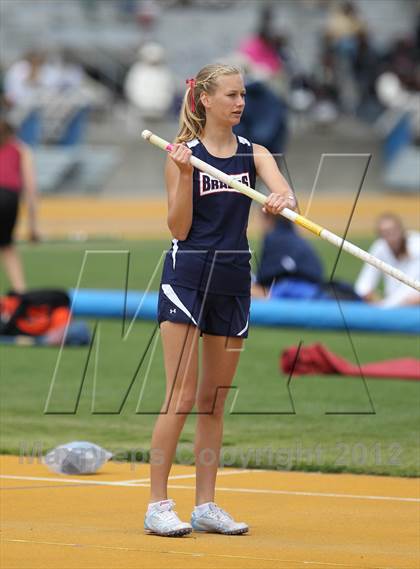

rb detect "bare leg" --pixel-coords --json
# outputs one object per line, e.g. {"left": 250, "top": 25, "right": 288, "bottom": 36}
{"left": 149, "top": 321, "right": 199, "bottom": 503}
{"left": 0, "top": 245, "right": 26, "bottom": 293}
{"left": 194, "top": 334, "right": 243, "bottom": 505}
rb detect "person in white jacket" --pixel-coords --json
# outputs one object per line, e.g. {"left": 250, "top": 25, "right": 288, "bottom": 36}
{"left": 124, "top": 42, "right": 174, "bottom": 121}
{"left": 355, "top": 213, "right": 420, "bottom": 308}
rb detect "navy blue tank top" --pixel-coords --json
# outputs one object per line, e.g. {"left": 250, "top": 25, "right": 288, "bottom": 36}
{"left": 160, "top": 135, "right": 256, "bottom": 296}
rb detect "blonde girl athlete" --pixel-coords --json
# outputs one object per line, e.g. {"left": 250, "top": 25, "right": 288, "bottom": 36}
{"left": 144, "top": 63, "right": 296, "bottom": 537}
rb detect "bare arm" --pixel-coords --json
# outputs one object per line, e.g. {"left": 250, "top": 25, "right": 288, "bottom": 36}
{"left": 400, "top": 293, "right": 420, "bottom": 306}
{"left": 20, "top": 143, "right": 39, "bottom": 241}
{"left": 164, "top": 143, "right": 194, "bottom": 241}
{"left": 354, "top": 242, "right": 383, "bottom": 302}
{"left": 253, "top": 143, "right": 296, "bottom": 215}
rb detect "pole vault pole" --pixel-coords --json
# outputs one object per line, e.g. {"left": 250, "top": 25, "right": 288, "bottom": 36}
{"left": 141, "top": 130, "right": 420, "bottom": 293}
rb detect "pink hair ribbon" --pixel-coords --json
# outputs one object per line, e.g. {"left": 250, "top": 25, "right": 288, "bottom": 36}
{"left": 186, "top": 78, "right": 196, "bottom": 112}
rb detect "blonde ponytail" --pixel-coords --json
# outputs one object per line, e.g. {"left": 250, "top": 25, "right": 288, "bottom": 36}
{"left": 175, "top": 63, "right": 242, "bottom": 143}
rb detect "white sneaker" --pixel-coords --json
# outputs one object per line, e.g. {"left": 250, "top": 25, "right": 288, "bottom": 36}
{"left": 144, "top": 499, "right": 192, "bottom": 537}
{"left": 191, "top": 502, "right": 249, "bottom": 535}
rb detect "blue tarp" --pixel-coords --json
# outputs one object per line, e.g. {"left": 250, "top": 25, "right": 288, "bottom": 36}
{"left": 69, "top": 289, "right": 420, "bottom": 334}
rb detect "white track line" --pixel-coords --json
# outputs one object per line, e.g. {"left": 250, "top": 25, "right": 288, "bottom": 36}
{"left": 123, "top": 469, "right": 259, "bottom": 484}
{"left": 166, "top": 484, "right": 420, "bottom": 503}
{"left": 0, "top": 469, "right": 257, "bottom": 487}
{"left": 1, "top": 538, "right": 401, "bottom": 569}
{"left": 0, "top": 475, "right": 134, "bottom": 486}
{"left": 1, "top": 474, "right": 418, "bottom": 503}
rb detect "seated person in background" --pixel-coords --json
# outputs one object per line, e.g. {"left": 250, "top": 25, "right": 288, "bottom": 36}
{"left": 253, "top": 213, "right": 323, "bottom": 299}
{"left": 355, "top": 213, "right": 420, "bottom": 307}
{"left": 252, "top": 212, "right": 360, "bottom": 301}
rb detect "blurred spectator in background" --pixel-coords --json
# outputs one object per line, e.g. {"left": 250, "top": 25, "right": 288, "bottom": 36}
{"left": 351, "top": 30, "right": 381, "bottom": 121}
{"left": 4, "top": 50, "right": 53, "bottom": 107}
{"left": 324, "top": 1, "right": 368, "bottom": 113}
{"left": 47, "top": 49, "right": 85, "bottom": 92}
{"left": 288, "top": 1, "right": 379, "bottom": 125}
{"left": 4, "top": 48, "right": 107, "bottom": 144}
{"left": 252, "top": 213, "right": 360, "bottom": 301}
{"left": 238, "top": 4, "right": 287, "bottom": 95}
{"left": 355, "top": 213, "right": 420, "bottom": 307}
{"left": 234, "top": 4, "right": 289, "bottom": 154}
{"left": 252, "top": 214, "right": 324, "bottom": 299}
{"left": 124, "top": 42, "right": 175, "bottom": 122}
{"left": 375, "top": 33, "right": 420, "bottom": 142}
{"left": 234, "top": 60, "right": 288, "bottom": 155}
{"left": 0, "top": 114, "right": 39, "bottom": 293}
{"left": 325, "top": 1, "right": 366, "bottom": 56}
{"left": 310, "top": 36, "right": 340, "bottom": 125}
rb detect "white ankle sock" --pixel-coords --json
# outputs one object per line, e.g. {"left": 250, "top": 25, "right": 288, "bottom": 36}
{"left": 148, "top": 499, "right": 170, "bottom": 512}
{"left": 194, "top": 502, "right": 215, "bottom": 515}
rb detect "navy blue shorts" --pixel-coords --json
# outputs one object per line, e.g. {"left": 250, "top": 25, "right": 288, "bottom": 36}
{"left": 157, "top": 284, "right": 250, "bottom": 338}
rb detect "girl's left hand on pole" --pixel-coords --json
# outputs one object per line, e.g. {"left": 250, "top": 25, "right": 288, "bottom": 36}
{"left": 262, "top": 193, "right": 296, "bottom": 214}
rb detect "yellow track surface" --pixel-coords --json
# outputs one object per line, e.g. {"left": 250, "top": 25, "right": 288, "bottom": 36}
{"left": 1, "top": 455, "right": 419, "bottom": 568}
{"left": 16, "top": 194, "right": 419, "bottom": 240}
